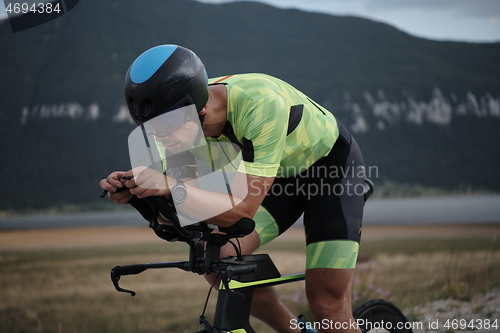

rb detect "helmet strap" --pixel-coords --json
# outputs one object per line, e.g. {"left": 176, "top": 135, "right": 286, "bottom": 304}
{"left": 198, "top": 113, "right": 205, "bottom": 127}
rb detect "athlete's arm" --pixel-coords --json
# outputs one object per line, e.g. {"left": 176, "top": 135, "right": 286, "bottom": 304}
{"left": 122, "top": 166, "right": 273, "bottom": 228}
{"left": 170, "top": 171, "right": 274, "bottom": 227}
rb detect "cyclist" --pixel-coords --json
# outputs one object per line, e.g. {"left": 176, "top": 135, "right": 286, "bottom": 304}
{"left": 100, "top": 44, "right": 365, "bottom": 333}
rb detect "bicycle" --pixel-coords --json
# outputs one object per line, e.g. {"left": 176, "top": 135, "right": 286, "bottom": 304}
{"left": 108, "top": 179, "right": 413, "bottom": 333}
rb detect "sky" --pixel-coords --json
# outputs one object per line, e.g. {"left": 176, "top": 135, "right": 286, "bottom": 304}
{"left": 1, "top": 0, "right": 500, "bottom": 43}
{"left": 197, "top": 0, "right": 500, "bottom": 43}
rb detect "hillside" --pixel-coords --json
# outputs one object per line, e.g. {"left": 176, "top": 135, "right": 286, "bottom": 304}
{"left": 0, "top": 0, "right": 499, "bottom": 211}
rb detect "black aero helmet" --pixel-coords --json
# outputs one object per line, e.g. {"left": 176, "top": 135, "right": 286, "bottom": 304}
{"left": 124, "top": 44, "right": 208, "bottom": 125}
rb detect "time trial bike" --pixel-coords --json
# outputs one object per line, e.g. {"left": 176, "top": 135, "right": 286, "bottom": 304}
{"left": 108, "top": 179, "right": 413, "bottom": 333}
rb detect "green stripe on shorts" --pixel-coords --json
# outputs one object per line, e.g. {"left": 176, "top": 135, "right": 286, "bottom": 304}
{"left": 306, "top": 240, "right": 359, "bottom": 269}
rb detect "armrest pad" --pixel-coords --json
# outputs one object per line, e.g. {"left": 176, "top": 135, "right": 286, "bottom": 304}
{"left": 218, "top": 218, "right": 255, "bottom": 237}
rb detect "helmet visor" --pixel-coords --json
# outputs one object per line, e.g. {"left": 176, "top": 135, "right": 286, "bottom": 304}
{"left": 142, "top": 104, "right": 198, "bottom": 138}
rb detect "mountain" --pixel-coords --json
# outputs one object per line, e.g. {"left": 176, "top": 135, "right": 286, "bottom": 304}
{"left": 0, "top": 0, "right": 499, "bottom": 212}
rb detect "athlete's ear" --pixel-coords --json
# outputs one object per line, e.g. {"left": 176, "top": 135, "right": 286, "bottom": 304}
{"left": 197, "top": 104, "right": 208, "bottom": 126}
{"left": 199, "top": 104, "right": 208, "bottom": 115}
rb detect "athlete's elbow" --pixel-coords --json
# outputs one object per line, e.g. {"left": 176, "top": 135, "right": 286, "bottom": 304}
{"left": 219, "top": 203, "right": 256, "bottom": 228}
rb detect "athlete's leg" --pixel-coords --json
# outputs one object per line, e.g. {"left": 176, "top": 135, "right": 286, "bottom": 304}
{"left": 301, "top": 120, "right": 364, "bottom": 333}
{"left": 306, "top": 268, "right": 360, "bottom": 333}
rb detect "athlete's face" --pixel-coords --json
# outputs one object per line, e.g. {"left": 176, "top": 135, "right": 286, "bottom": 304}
{"left": 154, "top": 120, "right": 199, "bottom": 154}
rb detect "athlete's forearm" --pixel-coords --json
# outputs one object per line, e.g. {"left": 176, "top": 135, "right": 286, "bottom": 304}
{"left": 168, "top": 182, "right": 254, "bottom": 227}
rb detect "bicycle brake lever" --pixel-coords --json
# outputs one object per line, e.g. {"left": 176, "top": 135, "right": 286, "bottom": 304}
{"left": 110, "top": 266, "right": 137, "bottom": 296}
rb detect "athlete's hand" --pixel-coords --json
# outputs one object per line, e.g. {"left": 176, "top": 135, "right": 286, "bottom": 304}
{"left": 123, "top": 166, "right": 173, "bottom": 199}
{"left": 99, "top": 171, "right": 133, "bottom": 204}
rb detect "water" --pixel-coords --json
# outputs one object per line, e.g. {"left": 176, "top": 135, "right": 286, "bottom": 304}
{"left": 363, "top": 195, "right": 500, "bottom": 225}
{"left": 0, "top": 195, "right": 499, "bottom": 230}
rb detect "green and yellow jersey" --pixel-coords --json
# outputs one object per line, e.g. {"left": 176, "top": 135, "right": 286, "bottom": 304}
{"left": 208, "top": 73, "right": 339, "bottom": 178}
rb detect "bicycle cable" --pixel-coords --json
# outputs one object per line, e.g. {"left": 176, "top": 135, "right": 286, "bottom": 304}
{"left": 199, "top": 272, "right": 221, "bottom": 329}
{"left": 236, "top": 238, "right": 242, "bottom": 259}
{"left": 228, "top": 240, "right": 242, "bottom": 259}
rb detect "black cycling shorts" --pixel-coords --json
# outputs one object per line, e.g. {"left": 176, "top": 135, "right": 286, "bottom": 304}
{"left": 254, "top": 120, "right": 365, "bottom": 269}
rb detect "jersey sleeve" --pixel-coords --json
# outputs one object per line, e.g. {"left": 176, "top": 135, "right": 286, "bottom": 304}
{"left": 235, "top": 93, "right": 290, "bottom": 178}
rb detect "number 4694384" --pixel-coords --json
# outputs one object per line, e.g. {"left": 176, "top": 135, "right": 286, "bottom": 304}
{"left": 5, "top": 2, "right": 62, "bottom": 14}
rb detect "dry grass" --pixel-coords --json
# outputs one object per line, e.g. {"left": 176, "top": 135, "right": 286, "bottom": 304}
{"left": 0, "top": 224, "right": 498, "bottom": 332}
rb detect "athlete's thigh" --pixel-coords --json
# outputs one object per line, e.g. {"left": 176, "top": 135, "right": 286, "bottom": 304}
{"left": 220, "top": 175, "right": 308, "bottom": 258}
{"left": 255, "top": 177, "right": 307, "bottom": 246}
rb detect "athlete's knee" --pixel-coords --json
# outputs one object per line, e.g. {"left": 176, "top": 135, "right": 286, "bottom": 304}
{"left": 307, "top": 287, "right": 348, "bottom": 316}
{"left": 305, "top": 268, "right": 355, "bottom": 317}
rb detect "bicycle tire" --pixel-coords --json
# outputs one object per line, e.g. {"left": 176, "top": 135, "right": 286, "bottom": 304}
{"left": 353, "top": 299, "right": 413, "bottom": 333}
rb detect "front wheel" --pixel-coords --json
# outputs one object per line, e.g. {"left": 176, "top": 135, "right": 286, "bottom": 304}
{"left": 353, "top": 299, "right": 413, "bottom": 333}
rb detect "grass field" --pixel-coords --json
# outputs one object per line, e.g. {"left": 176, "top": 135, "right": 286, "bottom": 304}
{"left": 0, "top": 224, "right": 499, "bottom": 332}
